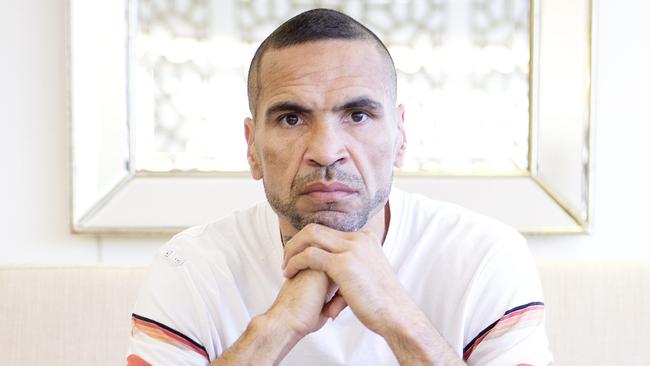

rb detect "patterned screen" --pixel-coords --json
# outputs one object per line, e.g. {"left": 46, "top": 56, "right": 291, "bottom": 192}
{"left": 133, "top": 0, "right": 530, "bottom": 173}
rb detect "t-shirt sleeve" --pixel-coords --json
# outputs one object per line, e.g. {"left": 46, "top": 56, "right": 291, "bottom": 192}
{"left": 127, "top": 243, "right": 217, "bottom": 366}
{"left": 461, "top": 231, "right": 554, "bottom": 366}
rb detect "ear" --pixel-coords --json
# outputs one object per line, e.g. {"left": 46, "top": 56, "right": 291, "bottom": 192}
{"left": 244, "top": 117, "right": 263, "bottom": 180}
{"left": 393, "top": 104, "right": 407, "bottom": 168}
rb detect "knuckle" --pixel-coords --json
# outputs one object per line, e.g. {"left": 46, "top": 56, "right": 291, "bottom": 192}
{"left": 305, "top": 223, "right": 320, "bottom": 233}
{"left": 303, "top": 246, "right": 319, "bottom": 259}
{"left": 343, "top": 238, "right": 356, "bottom": 248}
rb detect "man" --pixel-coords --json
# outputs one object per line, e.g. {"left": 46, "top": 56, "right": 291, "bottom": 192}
{"left": 128, "top": 8, "right": 552, "bottom": 366}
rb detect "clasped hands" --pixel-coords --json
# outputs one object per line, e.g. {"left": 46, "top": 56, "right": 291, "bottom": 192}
{"left": 273, "top": 223, "right": 410, "bottom": 338}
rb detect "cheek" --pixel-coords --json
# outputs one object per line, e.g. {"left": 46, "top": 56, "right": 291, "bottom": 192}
{"left": 260, "top": 146, "right": 284, "bottom": 175}
{"left": 373, "top": 144, "right": 397, "bottom": 176}
{"left": 370, "top": 128, "right": 398, "bottom": 161}
{"left": 356, "top": 135, "right": 397, "bottom": 183}
{"left": 259, "top": 141, "right": 302, "bottom": 183}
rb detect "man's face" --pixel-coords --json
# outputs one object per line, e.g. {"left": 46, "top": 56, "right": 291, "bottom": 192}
{"left": 245, "top": 39, "right": 406, "bottom": 233}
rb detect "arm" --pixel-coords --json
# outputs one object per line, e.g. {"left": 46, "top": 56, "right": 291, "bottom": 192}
{"left": 459, "top": 234, "right": 553, "bottom": 365}
{"left": 211, "top": 269, "right": 331, "bottom": 366}
{"left": 128, "top": 241, "right": 334, "bottom": 366}
{"left": 282, "top": 224, "right": 465, "bottom": 365}
{"left": 379, "top": 299, "right": 465, "bottom": 365}
{"left": 210, "top": 309, "right": 300, "bottom": 366}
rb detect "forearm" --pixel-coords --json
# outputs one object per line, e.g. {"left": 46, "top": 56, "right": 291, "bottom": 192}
{"left": 381, "top": 306, "right": 465, "bottom": 366}
{"left": 211, "top": 269, "right": 328, "bottom": 365}
{"left": 210, "top": 311, "right": 301, "bottom": 366}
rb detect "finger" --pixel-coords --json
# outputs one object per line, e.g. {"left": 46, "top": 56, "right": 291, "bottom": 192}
{"left": 283, "top": 246, "right": 332, "bottom": 278}
{"left": 283, "top": 224, "right": 350, "bottom": 268}
{"left": 323, "top": 294, "right": 348, "bottom": 319}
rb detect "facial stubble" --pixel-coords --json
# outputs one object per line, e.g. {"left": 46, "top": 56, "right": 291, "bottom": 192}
{"left": 265, "top": 165, "right": 391, "bottom": 232}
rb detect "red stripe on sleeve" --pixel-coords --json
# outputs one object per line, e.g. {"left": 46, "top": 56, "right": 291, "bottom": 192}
{"left": 127, "top": 354, "right": 152, "bottom": 366}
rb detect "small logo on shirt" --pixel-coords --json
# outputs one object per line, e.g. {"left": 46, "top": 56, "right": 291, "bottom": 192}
{"left": 160, "top": 247, "right": 186, "bottom": 266}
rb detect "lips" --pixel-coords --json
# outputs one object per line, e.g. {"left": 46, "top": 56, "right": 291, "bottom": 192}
{"left": 301, "top": 182, "right": 356, "bottom": 202}
{"left": 302, "top": 182, "right": 354, "bottom": 194}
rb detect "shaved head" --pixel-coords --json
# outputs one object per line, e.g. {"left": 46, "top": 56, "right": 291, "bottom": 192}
{"left": 246, "top": 8, "right": 397, "bottom": 117}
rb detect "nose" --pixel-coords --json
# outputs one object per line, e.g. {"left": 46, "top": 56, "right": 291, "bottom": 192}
{"left": 304, "top": 121, "right": 348, "bottom": 168}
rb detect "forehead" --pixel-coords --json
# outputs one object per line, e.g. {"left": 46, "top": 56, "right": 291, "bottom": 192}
{"left": 256, "top": 40, "right": 393, "bottom": 109}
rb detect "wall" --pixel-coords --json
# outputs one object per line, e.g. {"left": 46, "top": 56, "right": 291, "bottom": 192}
{"left": 528, "top": 0, "right": 650, "bottom": 259}
{"left": 0, "top": 0, "right": 161, "bottom": 265}
{"left": 1, "top": 0, "right": 649, "bottom": 266}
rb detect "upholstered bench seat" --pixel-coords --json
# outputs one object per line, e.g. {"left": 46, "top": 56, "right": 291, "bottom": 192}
{"left": 1, "top": 262, "right": 649, "bottom": 365}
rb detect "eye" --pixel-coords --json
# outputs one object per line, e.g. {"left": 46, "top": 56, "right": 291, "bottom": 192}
{"left": 279, "top": 114, "right": 302, "bottom": 127}
{"left": 349, "top": 111, "right": 369, "bottom": 124}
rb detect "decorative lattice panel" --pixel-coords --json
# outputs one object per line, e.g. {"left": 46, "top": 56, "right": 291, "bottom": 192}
{"left": 133, "top": 0, "right": 530, "bottom": 173}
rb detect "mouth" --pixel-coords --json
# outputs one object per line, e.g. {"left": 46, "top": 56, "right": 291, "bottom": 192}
{"left": 301, "top": 182, "right": 357, "bottom": 202}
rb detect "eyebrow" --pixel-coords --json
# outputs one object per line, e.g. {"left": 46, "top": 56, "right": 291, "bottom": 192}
{"left": 265, "top": 102, "right": 313, "bottom": 117}
{"left": 335, "top": 97, "right": 383, "bottom": 112}
{"left": 264, "top": 96, "right": 384, "bottom": 118}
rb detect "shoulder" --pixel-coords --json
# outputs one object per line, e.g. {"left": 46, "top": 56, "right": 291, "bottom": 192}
{"left": 152, "top": 200, "right": 277, "bottom": 274}
{"left": 392, "top": 188, "right": 524, "bottom": 255}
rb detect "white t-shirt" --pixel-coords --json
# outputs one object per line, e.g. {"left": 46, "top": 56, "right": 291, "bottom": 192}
{"left": 127, "top": 189, "right": 553, "bottom": 365}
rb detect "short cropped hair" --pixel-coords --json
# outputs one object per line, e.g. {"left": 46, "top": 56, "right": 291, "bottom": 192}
{"left": 246, "top": 8, "right": 396, "bottom": 115}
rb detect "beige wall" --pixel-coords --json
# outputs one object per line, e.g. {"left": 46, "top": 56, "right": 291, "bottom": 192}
{"left": 0, "top": 0, "right": 649, "bottom": 265}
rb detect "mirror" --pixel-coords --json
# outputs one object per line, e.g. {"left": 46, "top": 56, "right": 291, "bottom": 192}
{"left": 69, "top": 0, "right": 592, "bottom": 234}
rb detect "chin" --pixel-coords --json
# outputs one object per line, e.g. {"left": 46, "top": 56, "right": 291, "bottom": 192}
{"left": 298, "top": 210, "right": 368, "bottom": 232}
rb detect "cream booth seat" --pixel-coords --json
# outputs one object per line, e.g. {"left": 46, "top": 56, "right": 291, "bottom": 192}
{"left": 1, "top": 262, "right": 649, "bottom": 365}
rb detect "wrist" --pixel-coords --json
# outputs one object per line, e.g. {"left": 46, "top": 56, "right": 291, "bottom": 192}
{"left": 211, "top": 313, "right": 303, "bottom": 366}
{"left": 380, "top": 310, "right": 424, "bottom": 343}
{"left": 373, "top": 296, "right": 422, "bottom": 337}
{"left": 264, "top": 270, "right": 329, "bottom": 337}
{"left": 379, "top": 306, "right": 438, "bottom": 361}
{"left": 256, "top": 308, "right": 304, "bottom": 342}
{"left": 221, "top": 312, "right": 302, "bottom": 366}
